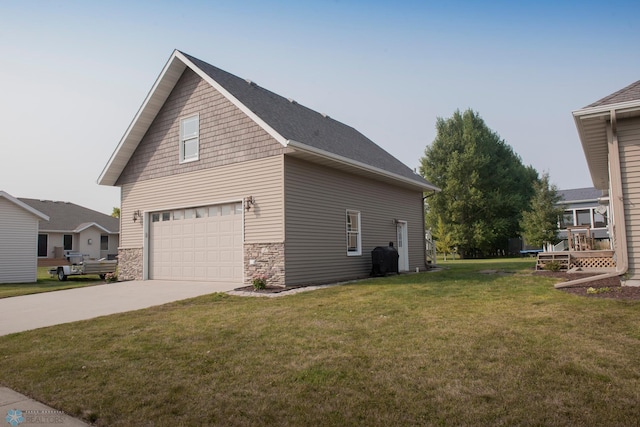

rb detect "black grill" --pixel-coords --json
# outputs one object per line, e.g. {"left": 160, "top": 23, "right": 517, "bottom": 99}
{"left": 371, "top": 244, "right": 399, "bottom": 276}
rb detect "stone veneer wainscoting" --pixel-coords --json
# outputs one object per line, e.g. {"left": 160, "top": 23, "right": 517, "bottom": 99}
{"left": 117, "top": 248, "right": 143, "bottom": 281}
{"left": 244, "top": 243, "right": 285, "bottom": 287}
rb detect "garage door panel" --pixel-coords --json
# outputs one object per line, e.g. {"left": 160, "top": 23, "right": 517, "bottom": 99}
{"left": 150, "top": 203, "right": 243, "bottom": 283}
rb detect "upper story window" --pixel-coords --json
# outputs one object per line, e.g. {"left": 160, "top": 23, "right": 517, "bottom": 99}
{"left": 346, "top": 210, "right": 362, "bottom": 256}
{"left": 180, "top": 114, "right": 199, "bottom": 163}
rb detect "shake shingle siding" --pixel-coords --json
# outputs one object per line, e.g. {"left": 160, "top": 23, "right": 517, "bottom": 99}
{"left": 284, "top": 157, "right": 425, "bottom": 285}
{"left": 116, "top": 68, "right": 285, "bottom": 186}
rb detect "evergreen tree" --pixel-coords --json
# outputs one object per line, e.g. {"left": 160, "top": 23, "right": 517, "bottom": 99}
{"left": 520, "top": 173, "right": 564, "bottom": 248}
{"left": 420, "top": 109, "right": 537, "bottom": 257}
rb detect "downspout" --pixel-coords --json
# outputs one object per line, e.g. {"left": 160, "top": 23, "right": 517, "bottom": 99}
{"left": 555, "top": 109, "right": 629, "bottom": 288}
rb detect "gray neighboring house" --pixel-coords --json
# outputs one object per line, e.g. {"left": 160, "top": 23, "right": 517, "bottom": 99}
{"left": 557, "top": 187, "right": 610, "bottom": 249}
{"left": 0, "top": 191, "right": 49, "bottom": 283}
{"left": 573, "top": 79, "right": 640, "bottom": 285}
{"left": 99, "top": 50, "right": 439, "bottom": 286}
{"left": 18, "top": 198, "right": 120, "bottom": 262}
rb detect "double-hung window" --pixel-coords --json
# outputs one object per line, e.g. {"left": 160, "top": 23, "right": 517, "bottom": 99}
{"left": 180, "top": 114, "right": 199, "bottom": 163}
{"left": 346, "top": 210, "right": 362, "bottom": 256}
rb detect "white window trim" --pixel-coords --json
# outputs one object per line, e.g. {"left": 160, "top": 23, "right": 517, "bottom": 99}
{"left": 179, "top": 114, "right": 199, "bottom": 163}
{"left": 346, "top": 210, "right": 362, "bottom": 256}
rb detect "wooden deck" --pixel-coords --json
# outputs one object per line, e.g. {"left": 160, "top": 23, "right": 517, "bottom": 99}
{"left": 536, "top": 250, "right": 615, "bottom": 272}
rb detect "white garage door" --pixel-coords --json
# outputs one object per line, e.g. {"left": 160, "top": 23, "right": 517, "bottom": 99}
{"left": 149, "top": 202, "right": 243, "bottom": 283}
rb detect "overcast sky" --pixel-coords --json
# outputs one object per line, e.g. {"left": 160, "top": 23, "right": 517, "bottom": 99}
{"left": 1, "top": 1, "right": 639, "bottom": 215}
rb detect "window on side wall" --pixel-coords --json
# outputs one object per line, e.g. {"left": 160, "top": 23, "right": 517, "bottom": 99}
{"left": 180, "top": 114, "right": 199, "bottom": 163}
{"left": 100, "top": 235, "right": 109, "bottom": 251}
{"left": 63, "top": 234, "right": 73, "bottom": 251}
{"left": 346, "top": 210, "right": 362, "bottom": 256}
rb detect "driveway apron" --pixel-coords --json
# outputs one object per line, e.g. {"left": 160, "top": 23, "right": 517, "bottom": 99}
{"left": 0, "top": 280, "right": 235, "bottom": 336}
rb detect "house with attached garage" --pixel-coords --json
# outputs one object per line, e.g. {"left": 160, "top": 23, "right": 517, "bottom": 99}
{"left": 0, "top": 191, "right": 49, "bottom": 283}
{"left": 572, "top": 79, "right": 640, "bottom": 286}
{"left": 98, "top": 50, "right": 439, "bottom": 287}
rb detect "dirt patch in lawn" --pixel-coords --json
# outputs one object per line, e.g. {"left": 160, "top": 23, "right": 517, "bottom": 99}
{"left": 535, "top": 271, "right": 640, "bottom": 301}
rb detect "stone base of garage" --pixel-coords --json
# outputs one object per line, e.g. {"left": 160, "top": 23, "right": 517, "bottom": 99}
{"left": 118, "top": 244, "right": 285, "bottom": 286}
{"left": 118, "top": 248, "right": 143, "bottom": 281}
{"left": 244, "top": 242, "right": 285, "bottom": 287}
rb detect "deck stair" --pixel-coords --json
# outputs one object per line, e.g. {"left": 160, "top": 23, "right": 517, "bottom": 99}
{"left": 536, "top": 252, "right": 570, "bottom": 271}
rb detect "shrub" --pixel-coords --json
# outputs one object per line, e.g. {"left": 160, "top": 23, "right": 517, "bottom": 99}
{"left": 544, "top": 261, "right": 561, "bottom": 272}
{"left": 104, "top": 272, "right": 118, "bottom": 283}
{"left": 252, "top": 275, "right": 267, "bottom": 290}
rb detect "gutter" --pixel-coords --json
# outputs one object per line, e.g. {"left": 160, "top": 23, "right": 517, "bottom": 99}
{"left": 556, "top": 109, "right": 629, "bottom": 288}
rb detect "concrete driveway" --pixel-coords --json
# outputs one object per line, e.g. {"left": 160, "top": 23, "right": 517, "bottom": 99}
{"left": 0, "top": 280, "right": 236, "bottom": 336}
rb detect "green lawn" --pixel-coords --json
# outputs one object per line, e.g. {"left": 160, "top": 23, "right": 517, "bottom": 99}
{"left": 0, "top": 267, "right": 103, "bottom": 299}
{"left": 1, "top": 258, "right": 639, "bottom": 426}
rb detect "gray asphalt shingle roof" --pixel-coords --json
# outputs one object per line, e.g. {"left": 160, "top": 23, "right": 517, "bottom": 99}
{"left": 557, "top": 187, "right": 602, "bottom": 202}
{"left": 18, "top": 199, "right": 119, "bottom": 233}
{"left": 182, "top": 52, "right": 434, "bottom": 187}
{"left": 586, "top": 80, "right": 640, "bottom": 108}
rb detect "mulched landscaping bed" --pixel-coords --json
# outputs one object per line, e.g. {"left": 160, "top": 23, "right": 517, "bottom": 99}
{"left": 535, "top": 271, "right": 640, "bottom": 301}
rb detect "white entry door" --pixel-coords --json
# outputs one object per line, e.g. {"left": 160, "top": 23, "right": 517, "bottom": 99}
{"left": 396, "top": 221, "right": 409, "bottom": 272}
{"left": 149, "top": 202, "right": 243, "bottom": 283}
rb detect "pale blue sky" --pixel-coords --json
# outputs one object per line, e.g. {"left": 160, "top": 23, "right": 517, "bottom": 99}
{"left": 1, "top": 1, "right": 639, "bottom": 214}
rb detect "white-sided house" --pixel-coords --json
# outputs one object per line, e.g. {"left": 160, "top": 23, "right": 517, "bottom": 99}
{"left": 98, "top": 50, "right": 439, "bottom": 286}
{"left": 573, "top": 79, "right": 640, "bottom": 286}
{"left": 18, "top": 199, "right": 120, "bottom": 262}
{"left": 0, "top": 191, "right": 49, "bottom": 283}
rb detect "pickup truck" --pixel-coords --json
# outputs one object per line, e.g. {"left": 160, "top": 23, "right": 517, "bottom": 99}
{"left": 49, "top": 254, "right": 117, "bottom": 281}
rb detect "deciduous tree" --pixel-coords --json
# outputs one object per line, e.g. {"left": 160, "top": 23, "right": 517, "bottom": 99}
{"left": 420, "top": 109, "right": 537, "bottom": 257}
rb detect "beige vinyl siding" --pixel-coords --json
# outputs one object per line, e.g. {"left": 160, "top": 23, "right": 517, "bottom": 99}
{"left": 120, "top": 155, "right": 284, "bottom": 249}
{"left": 618, "top": 117, "right": 640, "bottom": 279}
{"left": 284, "top": 156, "right": 425, "bottom": 286}
{"left": 116, "top": 68, "right": 285, "bottom": 186}
{"left": 0, "top": 198, "right": 39, "bottom": 283}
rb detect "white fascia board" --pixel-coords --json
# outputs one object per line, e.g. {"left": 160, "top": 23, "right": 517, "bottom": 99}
{"left": 73, "top": 222, "right": 112, "bottom": 234}
{"left": 98, "top": 50, "right": 187, "bottom": 186}
{"left": 573, "top": 99, "right": 640, "bottom": 119}
{"left": 175, "top": 51, "right": 288, "bottom": 148}
{"left": 0, "top": 191, "right": 49, "bottom": 221}
{"left": 286, "top": 140, "right": 440, "bottom": 192}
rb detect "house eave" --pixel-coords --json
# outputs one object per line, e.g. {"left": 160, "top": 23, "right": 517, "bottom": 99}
{"left": 573, "top": 101, "right": 640, "bottom": 191}
{"left": 286, "top": 140, "right": 440, "bottom": 192}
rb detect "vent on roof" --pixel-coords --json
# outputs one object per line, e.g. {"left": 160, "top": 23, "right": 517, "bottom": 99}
{"left": 245, "top": 79, "right": 255, "bottom": 86}
{"left": 288, "top": 98, "right": 297, "bottom": 104}
{"left": 321, "top": 113, "right": 330, "bottom": 119}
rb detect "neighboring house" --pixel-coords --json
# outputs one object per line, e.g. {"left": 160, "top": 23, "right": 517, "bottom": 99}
{"left": 557, "top": 187, "right": 610, "bottom": 250}
{"left": 18, "top": 198, "right": 120, "bottom": 262}
{"left": 0, "top": 191, "right": 49, "bottom": 283}
{"left": 98, "top": 50, "right": 439, "bottom": 286}
{"left": 573, "top": 79, "right": 640, "bottom": 285}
